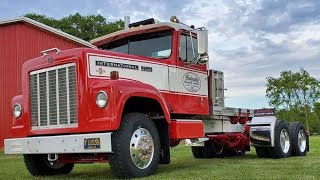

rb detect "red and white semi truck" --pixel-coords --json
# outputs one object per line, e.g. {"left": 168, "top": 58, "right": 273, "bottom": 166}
{"left": 5, "top": 16, "right": 308, "bottom": 178}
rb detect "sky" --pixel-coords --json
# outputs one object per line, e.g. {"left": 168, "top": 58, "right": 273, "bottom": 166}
{"left": 1, "top": 0, "right": 319, "bottom": 109}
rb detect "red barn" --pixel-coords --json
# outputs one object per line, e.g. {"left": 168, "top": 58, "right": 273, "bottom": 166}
{"left": 0, "top": 17, "right": 95, "bottom": 148}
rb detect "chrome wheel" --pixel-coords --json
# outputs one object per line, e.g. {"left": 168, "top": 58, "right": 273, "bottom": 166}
{"left": 280, "top": 129, "right": 290, "bottom": 153}
{"left": 298, "top": 129, "right": 307, "bottom": 152}
{"left": 130, "top": 127, "right": 154, "bottom": 169}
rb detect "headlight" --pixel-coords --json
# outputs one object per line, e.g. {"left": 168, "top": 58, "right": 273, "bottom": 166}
{"left": 13, "top": 103, "right": 22, "bottom": 118}
{"left": 96, "top": 91, "right": 108, "bottom": 108}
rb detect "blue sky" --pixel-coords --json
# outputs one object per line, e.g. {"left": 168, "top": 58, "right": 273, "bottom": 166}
{"left": 1, "top": 0, "right": 319, "bottom": 109}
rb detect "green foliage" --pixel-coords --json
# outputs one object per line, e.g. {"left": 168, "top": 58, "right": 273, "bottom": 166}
{"left": 315, "top": 102, "right": 320, "bottom": 118}
{"left": 266, "top": 68, "right": 320, "bottom": 132}
{"left": 25, "top": 13, "right": 124, "bottom": 41}
{"left": 314, "top": 102, "right": 320, "bottom": 133}
{"left": 276, "top": 108, "right": 304, "bottom": 123}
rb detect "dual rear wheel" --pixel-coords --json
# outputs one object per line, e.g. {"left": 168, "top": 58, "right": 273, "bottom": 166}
{"left": 255, "top": 121, "right": 307, "bottom": 158}
{"left": 289, "top": 122, "right": 308, "bottom": 156}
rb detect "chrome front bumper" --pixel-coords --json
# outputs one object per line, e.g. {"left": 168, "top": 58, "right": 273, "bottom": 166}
{"left": 4, "top": 132, "right": 112, "bottom": 154}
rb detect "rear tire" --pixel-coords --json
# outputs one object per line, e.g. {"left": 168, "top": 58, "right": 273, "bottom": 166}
{"left": 289, "top": 122, "right": 307, "bottom": 156}
{"left": 202, "top": 141, "right": 215, "bottom": 158}
{"left": 23, "top": 154, "right": 74, "bottom": 176}
{"left": 270, "top": 120, "right": 292, "bottom": 158}
{"left": 191, "top": 141, "right": 224, "bottom": 158}
{"left": 191, "top": 146, "right": 204, "bottom": 158}
{"left": 211, "top": 141, "right": 224, "bottom": 158}
{"left": 236, "top": 150, "right": 246, "bottom": 156}
{"left": 255, "top": 147, "right": 272, "bottom": 158}
{"left": 109, "top": 113, "right": 160, "bottom": 178}
{"left": 225, "top": 149, "right": 246, "bottom": 157}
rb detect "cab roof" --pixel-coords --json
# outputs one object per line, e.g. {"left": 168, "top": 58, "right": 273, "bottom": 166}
{"left": 90, "top": 22, "right": 194, "bottom": 47}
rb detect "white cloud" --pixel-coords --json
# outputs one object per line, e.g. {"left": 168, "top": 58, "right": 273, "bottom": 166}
{"left": 175, "top": 0, "right": 320, "bottom": 105}
{"left": 103, "top": 0, "right": 166, "bottom": 23}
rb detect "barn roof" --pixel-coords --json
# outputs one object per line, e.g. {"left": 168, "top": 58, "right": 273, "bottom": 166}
{"left": 0, "top": 17, "right": 96, "bottom": 48}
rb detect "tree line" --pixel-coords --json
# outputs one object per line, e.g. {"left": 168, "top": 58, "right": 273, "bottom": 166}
{"left": 25, "top": 13, "right": 124, "bottom": 41}
{"left": 266, "top": 68, "right": 320, "bottom": 133}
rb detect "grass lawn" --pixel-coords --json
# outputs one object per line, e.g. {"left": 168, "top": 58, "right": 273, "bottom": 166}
{"left": 1, "top": 136, "right": 320, "bottom": 180}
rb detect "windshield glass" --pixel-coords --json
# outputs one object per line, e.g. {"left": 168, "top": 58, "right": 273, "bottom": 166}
{"left": 102, "top": 30, "right": 172, "bottom": 59}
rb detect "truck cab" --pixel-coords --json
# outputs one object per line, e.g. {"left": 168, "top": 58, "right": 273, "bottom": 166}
{"left": 5, "top": 17, "right": 308, "bottom": 178}
{"left": 91, "top": 18, "right": 210, "bottom": 116}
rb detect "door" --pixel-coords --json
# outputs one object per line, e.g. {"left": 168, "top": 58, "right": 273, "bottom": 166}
{"left": 169, "top": 32, "right": 209, "bottom": 115}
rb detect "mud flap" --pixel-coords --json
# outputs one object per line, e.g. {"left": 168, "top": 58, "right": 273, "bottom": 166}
{"left": 154, "top": 120, "right": 170, "bottom": 164}
{"left": 247, "top": 113, "right": 277, "bottom": 148}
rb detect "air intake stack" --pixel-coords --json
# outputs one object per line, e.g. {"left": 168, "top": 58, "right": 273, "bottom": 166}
{"left": 208, "top": 70, "right": 225, "bottom": 109}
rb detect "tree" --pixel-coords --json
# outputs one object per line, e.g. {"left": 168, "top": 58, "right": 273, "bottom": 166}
{"left": 314, "top": 102, "right": 320, "bottom": 133}
{"left": 315, "top": 102, "right": 320, "bottom": 119}
{"left": 295, "top": 69, "right": 320, "bottom": 131}
{"left": 266, "top": 69, "right": 320, "bottom": 131}
{"left": 266, "top": 70, "right": 300, "bottom": 121}
{"left": 25, "top": 13, "right": 124, "bottom": 41}
{"left": 25, "top": 13, "right": 60, "bottom": 29}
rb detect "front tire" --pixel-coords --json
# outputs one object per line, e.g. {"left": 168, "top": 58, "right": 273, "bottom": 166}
{"left": 109, "top": 113, "right": 160, "bottom": 178}
{"left": 23, "top": 154, "right": 74, "bottom": 176}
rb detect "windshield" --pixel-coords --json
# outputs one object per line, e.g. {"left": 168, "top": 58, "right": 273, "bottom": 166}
{"left": 102, "top": 30, "right": 172, "bottom": 59}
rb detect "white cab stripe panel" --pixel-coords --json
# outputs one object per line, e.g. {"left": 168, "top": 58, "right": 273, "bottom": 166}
{"left": 89, "top": 55, "right": 169, "bottom": 90}
{"left": 88, "top": 54, "right": 208, "bottom": 96}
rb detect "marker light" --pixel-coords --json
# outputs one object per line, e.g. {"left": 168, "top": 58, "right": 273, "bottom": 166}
{"left": 170, "top": 16, "right": 179, "bottom": 23}
{"left": 110, "top": 71, "right": 119, "bottom": 80}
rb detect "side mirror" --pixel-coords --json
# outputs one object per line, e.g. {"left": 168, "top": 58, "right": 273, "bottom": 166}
{"left": 197, "top": 30, "right": 208, "bottom": 55}
{"left": 197, "top": 30, "right": 209, "bottom": 64}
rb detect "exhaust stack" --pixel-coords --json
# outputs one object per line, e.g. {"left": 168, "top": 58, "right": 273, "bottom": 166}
{"left": 124, "top": 16, "right": 130, "bottom": 30}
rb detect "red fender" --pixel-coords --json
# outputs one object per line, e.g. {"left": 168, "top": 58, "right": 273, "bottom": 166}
{"left": 91, "top": 79, "right": 171, "bottom": 130}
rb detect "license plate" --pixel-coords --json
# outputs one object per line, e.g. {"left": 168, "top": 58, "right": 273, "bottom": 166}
{"left": 84, "top": 138, "right": 101, "bottom": 150}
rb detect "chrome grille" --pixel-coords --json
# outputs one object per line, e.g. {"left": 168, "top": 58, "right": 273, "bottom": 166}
{"left": 30, "top": 63, "right": 78, "bottom": 129}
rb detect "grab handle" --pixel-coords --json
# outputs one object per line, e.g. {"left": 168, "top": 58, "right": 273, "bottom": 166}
{"left": 41, "top": 48, "right": 61, "bottom": 57}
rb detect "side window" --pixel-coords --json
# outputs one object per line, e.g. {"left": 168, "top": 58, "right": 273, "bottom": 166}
{"left": 179, "top": 34, "right": 198, "bottom": 63}
{"left": 187, "top": 35, "right": 198, "bottom": 62}
{"left": 179, "top": 35, "right": 187, "bottom": 61}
